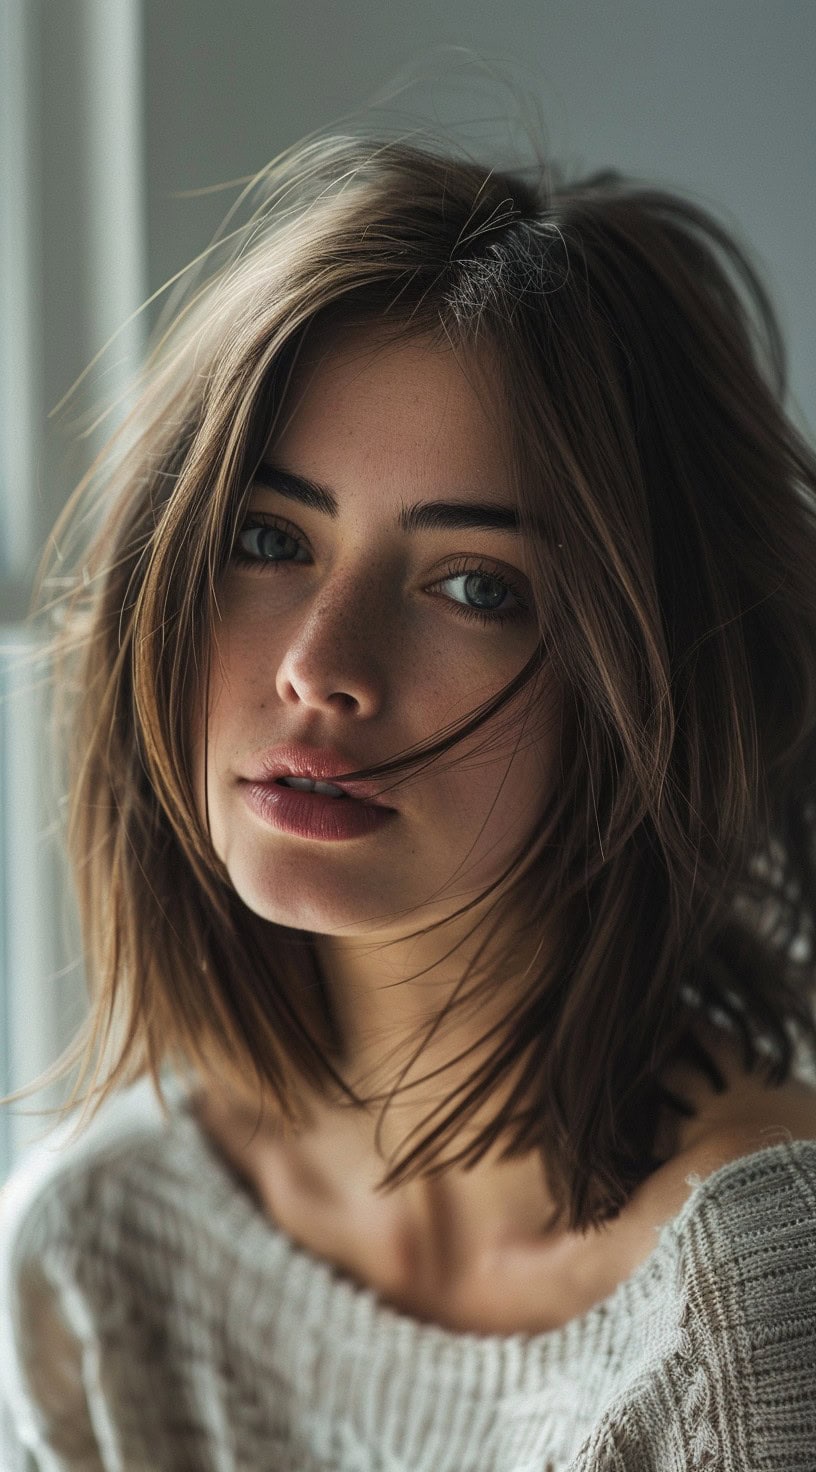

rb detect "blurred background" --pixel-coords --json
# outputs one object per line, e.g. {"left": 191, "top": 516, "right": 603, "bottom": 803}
{"left": 1, "top": 0, "right": 814, "bottom": 1182}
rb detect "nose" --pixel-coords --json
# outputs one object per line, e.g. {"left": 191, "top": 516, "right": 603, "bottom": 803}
{"left": 274, "top": 578, "right": 388, "bottom": 719}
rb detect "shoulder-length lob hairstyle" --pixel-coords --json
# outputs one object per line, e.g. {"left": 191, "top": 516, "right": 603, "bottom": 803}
{"left": 5, "top": 131, "right": 816, "bottom": 1231}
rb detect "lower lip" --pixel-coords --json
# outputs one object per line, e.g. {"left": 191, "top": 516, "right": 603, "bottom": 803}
{"left": 241, "top": 781, "right": 398, "bottom": 841}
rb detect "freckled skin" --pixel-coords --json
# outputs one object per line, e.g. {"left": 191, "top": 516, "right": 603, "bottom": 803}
{"left": 195, "top": 328, "right": 557, "bottom": 999}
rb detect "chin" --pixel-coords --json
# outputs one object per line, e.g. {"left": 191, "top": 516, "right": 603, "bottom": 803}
{"left": 230, "top": 874, "right": 326, "bottom": 932}
{"left": 223, "top": 852, "right": 377, "bottom": 935}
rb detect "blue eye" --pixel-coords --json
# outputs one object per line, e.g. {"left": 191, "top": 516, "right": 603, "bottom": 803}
{"left": 431, "top": 559, "right": 527, "bottom": 626}
{"left": 232, "top": 519, "right": 310, "bottom": 566}
{"left": 230, "top": 514, "right": 530, "bottom": 629}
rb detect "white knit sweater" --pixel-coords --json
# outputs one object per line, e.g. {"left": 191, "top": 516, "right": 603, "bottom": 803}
{"left": 1, "top": 1068, "right": 815, "bottom": 1471}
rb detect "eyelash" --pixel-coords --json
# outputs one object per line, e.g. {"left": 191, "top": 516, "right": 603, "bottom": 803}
{"left": 230, "top": 514, "right": 530, "bottom": 629}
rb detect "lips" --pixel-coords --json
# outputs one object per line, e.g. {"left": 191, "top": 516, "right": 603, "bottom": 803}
{"left": 243, "top": 741, "right": 396, "bottom": 807}
{"left": 242, "top": 778, "right": 398, "bottom": 840}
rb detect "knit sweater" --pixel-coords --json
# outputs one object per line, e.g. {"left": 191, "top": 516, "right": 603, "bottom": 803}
{"left": 1, "top": 1070, "right": 815, "bottom": 1472}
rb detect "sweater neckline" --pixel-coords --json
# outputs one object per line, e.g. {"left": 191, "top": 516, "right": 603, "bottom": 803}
{"left": 166, "top": 1070, "right": 812, "bottom": 1359}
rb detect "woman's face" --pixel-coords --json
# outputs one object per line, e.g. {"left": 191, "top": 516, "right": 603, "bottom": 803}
{"left": 195, "top": 328, "right": 559, "bottom": 941}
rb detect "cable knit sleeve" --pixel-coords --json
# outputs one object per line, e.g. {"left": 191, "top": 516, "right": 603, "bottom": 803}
{"left": 729, "top": 1147, "right": 816, "bottom": 1465}
{"left": 568, "top": 1144, "right": 816, "bottom": 1471}
{"left": 0, "top": 1182, "right": 106, "bottom": 1472}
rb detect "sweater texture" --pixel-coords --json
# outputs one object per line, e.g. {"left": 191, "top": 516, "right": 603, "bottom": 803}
{"left": 1, "top": 1068, "right": 815, "bottom": 1471}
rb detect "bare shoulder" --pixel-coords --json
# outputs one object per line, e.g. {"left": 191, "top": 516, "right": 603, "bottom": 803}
{"left": 674, "top": 1027, "right": 816, "bottom": 1155}
{"left": 630, "top": 1033, "right": 816, "bottom": 1241}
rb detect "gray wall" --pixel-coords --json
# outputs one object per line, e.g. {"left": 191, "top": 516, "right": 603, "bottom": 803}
{"left": 143, "top": 0, "right": 816, "bottom": 434}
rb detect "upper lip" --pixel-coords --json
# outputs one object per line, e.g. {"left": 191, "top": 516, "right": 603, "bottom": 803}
{"left": 242, "top": 742, "right": 397, "bottom": 806}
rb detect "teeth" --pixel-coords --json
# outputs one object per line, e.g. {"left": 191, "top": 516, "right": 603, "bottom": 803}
{"left": 279, "top": 776, "right": 348, "bottom": 798}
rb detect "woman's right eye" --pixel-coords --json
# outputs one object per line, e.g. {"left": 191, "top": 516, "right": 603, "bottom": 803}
{"left": 230, "top": 515, "right": 309, "bottom": 568}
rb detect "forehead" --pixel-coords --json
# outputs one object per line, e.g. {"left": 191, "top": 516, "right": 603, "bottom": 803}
{"left": 267, "top": 326, "right": 513, "bottom": 480}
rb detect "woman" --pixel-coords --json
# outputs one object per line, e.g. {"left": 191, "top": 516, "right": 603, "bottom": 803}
{"left": 1, "top": 130, "right": 816, "bottom": 1470}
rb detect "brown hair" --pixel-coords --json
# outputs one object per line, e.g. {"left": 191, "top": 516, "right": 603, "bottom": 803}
{"left": 5, "top": 130, "right": 816, "bottom": 1230}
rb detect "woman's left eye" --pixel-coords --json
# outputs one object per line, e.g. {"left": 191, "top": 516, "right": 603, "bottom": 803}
{"left": 230, "top": 515, "right": 530, "bottom": 629}
{"left": 431, "top": 559, "right": 529, "bottom": 627}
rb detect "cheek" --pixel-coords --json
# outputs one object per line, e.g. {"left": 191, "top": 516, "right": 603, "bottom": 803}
{"left": 205, "top": 616, "right": 267, "bottom": 723}
{"left": 187, "top": 634, "right": 242, "bottom": 824}
{"left": 187, "top": 691, "right": 214, "bottom": 836}
{"left": 465, "top": 680, "right": 560, "bottom": 831}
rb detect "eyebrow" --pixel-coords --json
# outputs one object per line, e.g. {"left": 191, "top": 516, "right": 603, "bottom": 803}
{"left": 252, "top": 464, "right": 546, "bottom": 537}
